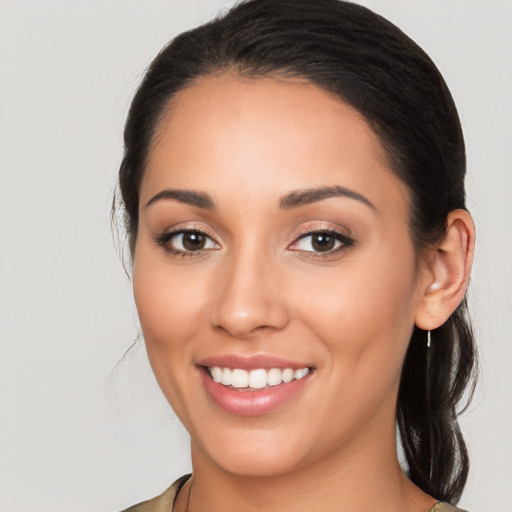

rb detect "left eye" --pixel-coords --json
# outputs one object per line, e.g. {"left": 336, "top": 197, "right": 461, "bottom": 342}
{"left": 161, "top": 230, "right": 219, "bottom": 253}
{"left": 292, "top": 232, "right": 348, "bottom": 253}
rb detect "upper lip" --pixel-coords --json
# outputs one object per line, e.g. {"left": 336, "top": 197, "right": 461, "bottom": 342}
{"left": 196, "top": 354, "right": 313, "bottom": 371}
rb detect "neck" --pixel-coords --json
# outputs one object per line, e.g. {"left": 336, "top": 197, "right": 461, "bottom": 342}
{"left": 183, "top": 426, "right": 434, "bottom": 512}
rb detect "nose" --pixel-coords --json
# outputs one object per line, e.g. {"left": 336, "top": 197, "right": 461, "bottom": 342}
{"left": 208, "top": 248, "right": 290, "bottom": 339}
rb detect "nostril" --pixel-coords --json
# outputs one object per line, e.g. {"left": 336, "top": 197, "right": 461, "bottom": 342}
{"left": 213, "top": 322, "right": 282, "bottom": 340}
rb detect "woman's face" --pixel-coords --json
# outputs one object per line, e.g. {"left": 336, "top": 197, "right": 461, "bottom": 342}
{"left": 133, "top": 77, "right": 431, "bottom": 476}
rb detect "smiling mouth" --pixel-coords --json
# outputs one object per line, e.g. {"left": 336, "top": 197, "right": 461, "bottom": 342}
{"left": 205, "top": 366, "right": 311, "bottom": 390}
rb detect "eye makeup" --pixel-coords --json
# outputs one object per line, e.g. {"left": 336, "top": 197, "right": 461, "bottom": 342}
{"left": 153, "top": 224, "right": 356, "bottom": 260}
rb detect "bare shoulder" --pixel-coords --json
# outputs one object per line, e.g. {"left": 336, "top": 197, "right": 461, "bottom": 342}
{"left": 120, "top": 475, "right": 190, "bottom": 512}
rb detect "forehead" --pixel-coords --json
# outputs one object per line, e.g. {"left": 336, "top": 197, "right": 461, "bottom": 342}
{"left": 142, "top": 76, "right": 408, "bottom": 213}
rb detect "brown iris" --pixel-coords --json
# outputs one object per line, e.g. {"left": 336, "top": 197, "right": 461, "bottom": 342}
{"left": 182, "top": 232, "right": 207, "bottom": 251}
{"left": 311, "top": 233, "right": 336, "bottom": 252}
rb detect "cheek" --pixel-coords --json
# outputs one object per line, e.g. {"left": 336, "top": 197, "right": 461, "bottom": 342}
{"left": 134, "top": 271, "right": 200, "bottom": 348}
{"left": 293, "top": 247, "right": 419, "bottom": 384}
{"left": 281, "top": 252, "right": 420, "bottom": 450}
{"left": 132, "top": 244, "right": 209, "bottom": 389}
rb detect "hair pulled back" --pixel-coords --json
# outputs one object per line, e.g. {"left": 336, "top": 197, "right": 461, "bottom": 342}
{"left": 118, "top": 0, "right": 476, "bottom": 503}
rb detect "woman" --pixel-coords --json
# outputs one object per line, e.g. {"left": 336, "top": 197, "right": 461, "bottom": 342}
{"left": 117, "top": 0, "right": 476, "bottom": 510}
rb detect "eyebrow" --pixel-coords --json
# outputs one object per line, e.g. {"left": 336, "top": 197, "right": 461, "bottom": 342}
{"left": 279, "top": 185, "right": 375, "bottom": 210}
{"left": 145, "top": 189, "right": 215, "bottom": 209}
{"left": 145, "top": 185, "right": 375, "bottom": 211}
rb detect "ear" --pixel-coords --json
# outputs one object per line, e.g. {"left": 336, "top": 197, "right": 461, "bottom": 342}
{"left": 415, "top": 209, "right": 475, "bottom": 330}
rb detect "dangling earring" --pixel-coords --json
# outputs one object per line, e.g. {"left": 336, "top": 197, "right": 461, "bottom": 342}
{"left": 427, "top": 329, "right": 432, "bottom": 349}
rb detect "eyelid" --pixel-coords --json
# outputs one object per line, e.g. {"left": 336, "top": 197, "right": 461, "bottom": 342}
{"left": 153, "top": 221, "right": 218, "bottom": 241}
{"left": 287, "top": 221, "right": 353, "bottom": 244}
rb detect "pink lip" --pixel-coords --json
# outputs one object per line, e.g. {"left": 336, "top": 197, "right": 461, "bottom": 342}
{"left": 196, "top": 355, "right": 314, "bottom": 417}
{"left": 197, "top": 354, "right": 312, "bottom": 371}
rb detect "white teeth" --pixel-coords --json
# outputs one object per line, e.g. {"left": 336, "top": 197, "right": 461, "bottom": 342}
{"left": 294, "top": 368, "right": 309, "bottom": 380}
{"left": 248, "top": 369, "right": 267, "bottom": 389}
{"left": 221, "top": 367, "right": 232, "bottom": 386}
{"left": 267, "top": 368, "right": 282, "bottom": 386}
{"left": 211, "top": 366, "right": 222, "bottom": 383}
{"left": 209, "top": 366, "right": 310, "bottom": 389}
{"left": 231, "top": 369, "right": 249, "bottom": 388}
{"left": 282, "top": 368, "right": 294, "bottom": 383}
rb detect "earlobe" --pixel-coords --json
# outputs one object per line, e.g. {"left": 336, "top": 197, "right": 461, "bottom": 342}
{"left": 415, "top": 209, "right": 475, "bottom": 330}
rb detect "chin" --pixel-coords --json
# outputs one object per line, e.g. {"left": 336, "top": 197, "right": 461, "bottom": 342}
{"left": 215, "top": 452, "right": 305, "bottom": 478}
{"left": 192, "top": 426, "right": 312, "bottom": 478}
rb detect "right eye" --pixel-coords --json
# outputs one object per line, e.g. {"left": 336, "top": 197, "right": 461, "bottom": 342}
{"left": 156, "top": 229, "right": 220, "bottom": 256}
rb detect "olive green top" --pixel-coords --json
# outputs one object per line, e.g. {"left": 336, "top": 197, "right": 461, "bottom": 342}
{"left": 121, "top": 474, "right": 468, "bottom": 512}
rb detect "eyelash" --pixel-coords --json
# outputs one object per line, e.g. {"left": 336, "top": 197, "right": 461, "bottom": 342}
{"left": 154, "top": 228, "right": 355, "bottom": 258}
{"left": 290, "top": 229, "right": 355, "bottom": 258}
{"left": 154, "top": 229, "right": 219, "bottom": 258}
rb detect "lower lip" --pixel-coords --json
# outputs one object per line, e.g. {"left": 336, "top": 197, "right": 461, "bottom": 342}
{"left": 199, "top": 368, "right": 312, "bottom": 416}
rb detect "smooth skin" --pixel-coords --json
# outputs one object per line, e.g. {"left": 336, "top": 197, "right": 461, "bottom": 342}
{"left": 132, "top": 77, "right": 474, "bottom": 512}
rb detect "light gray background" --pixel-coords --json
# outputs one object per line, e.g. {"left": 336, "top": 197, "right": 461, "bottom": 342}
{"left": 0, "top": 1, "right": 510, "bottom": 511}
